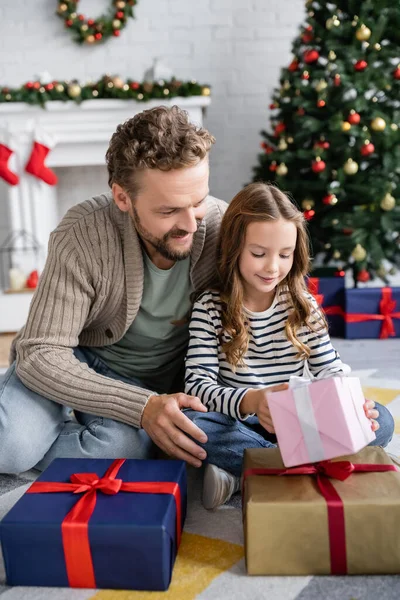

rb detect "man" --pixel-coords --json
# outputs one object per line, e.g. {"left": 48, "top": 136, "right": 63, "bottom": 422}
{"left": 0, "top": 105, "right": 226, "bottom": 474}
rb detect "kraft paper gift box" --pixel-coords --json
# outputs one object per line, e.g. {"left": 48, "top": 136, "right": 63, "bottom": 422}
{"left": 268, "top": 376, "right": 375, "bottom": 468}
{"left": 344, "top": 286, "right": 400, "bottom": 339}
{"left": 242, "top": 446, "right": 400, "bottom": 575}
{"left": 0, "top": 458, "right": 186, "bottom": 591}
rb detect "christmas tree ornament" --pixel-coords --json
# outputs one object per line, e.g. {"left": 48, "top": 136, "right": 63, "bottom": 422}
{"left": 261, "top": 142, "right": 274, "bottom": 154}
{"left": 274, "top": 122, "right": 286, "bottom": 136}
{"left": 288, "top": 59, "right": 299, "bottom": 72}
{"left": 67, "top": 83, "right": 81, "bottom": 98}
{"left": 391, "top": 124, "right": 398, "bottom": 131}
{"left": 112, "top": 76, "right": 124, "bottom": 89}
{"left": 389, "top": 267, "right": 397, "bottom": 276}
{"left": 393, "top": 66, "right": 400, "bottom": 80}
{"left": 302, "top": 198, "right": 315, "bottom": 210}
{"left": 278, "top": 138, "right": 288, "bottom": 150}
{"left": 302, "top": 71, "right": 310, "bottom": 80}
{"left": 315, "top": 79, "right": 328, "bottom": 92}
{"left": 360, "top": 141, "right": 375, "bottom": 156}
{"left": 323, "top": 194, "right": 338, "bottom": 205}
{"left": 377, "top": 265, "right": 387, "bottom": 278}
{"left": 357, "top": 269, "right": 370, "bottom": 282}
{"left": 333, "top": 74, "right": 341, "bottom": 86}
{"left": 287, "top": 137, "right": 294, "bottom": 143}
{"left": 201, "top": 86, "right": 211, "bottom": 96}
{"left": 354, "top": 59, "right": 368, "bottom": 71}
{"left": 283, "top": 80, "right": 291, "bottom": 90}
{"left": 351, "top": 244, "right": 367, "bottom": 261}
{"left": 302, "top": 31, "right": 313, "bottom": 43}
{"left": 355, "top": 24, "right": 371, "bottom": 41}
{"left": 26, "top": 270, "right": 39, "bottom": 289}
{"left": 269, "top": 103, "right": 279, "bottom": 109}
{"left": 371, "top": 117, "right": 386, "bottom": 131}
{"left": 25, "top": 129, "right": 58, "bottom": 186}
{"left": 304, "top": 209, "right": 315, "bottom": 220}
{"left": 317, "top": 100, "right": 326, "bottom": 108}
{"left": 348, "top": 110, "right": 360, "bottom": 125}
{"left": 374, "top": 43, "right": 381, "bottom": 51}
{"left": 332, "top": 219, "right": 339, "bottom": 225}
{"left": 0, "top": 129, "right": 19, "bottom": 186}
{"left": 341, "top": 121, "right": 351, "bottom": 132}
{"left": 269, "top": 161, "right": 277, "bottom": 172}
{"left": 380, "top": 193, "right": 396, "bottom": 211}
{"left": 372, "top": 96, "right": 378, "bottom": 103}
{"left": 325, "top": 243, "right": 331, "bottom": 249}
{"left": 343, "top": 158, "right": 359, "bottom": 175}
{"left": 311, "top": 157, "right": 326, "bottom": 173}
{"left": 276, "top": 163, "right": 288, "bottom": 176}
{"left": 328, "top": 50, "right": 337, "bottom": 61}
{"left": 335, "top": 270, "right": 346, "bottom": 277}
{"left": 304, "top": 49, "right": 319, "bottom": 64}
{"left": 333, "top": 250, "right": 341, "bottom": 259}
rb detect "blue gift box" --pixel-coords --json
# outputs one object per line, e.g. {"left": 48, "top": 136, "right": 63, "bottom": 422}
{"left": 307, "top": 276, "right": 345, "bottom": 338}
{"left": 0, "top": 458, "right": 187, "bottom": 591}
{"left": 344, "top": 287, "right": 400, "bottom": 339}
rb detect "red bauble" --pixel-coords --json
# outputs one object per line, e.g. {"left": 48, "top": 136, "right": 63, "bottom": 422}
{"left": 323, "top": 194, "right": 335, "bottom": 205}
{"left": 33, "top": 82, "right": 41, "bottom": 90}
{"left": 317, "top": 100, "right": 326, "bottom": 108}
{"left": 78, "top": 14, "right": 85, "bottom": 21}
{"left": 354, "top": 60, "right": 368, "bottom": 71}
{"left": 45, "top": 83, "right": 54, "bottom": 91}
{"left": 304, "top": 49, "right": 319, "bottom": 64}
{"left": 343, "top": 228, "right": 353, "bottom": 235}
{"left": 274, "top": 122, "right": 286, "bottom": 136}
{"left": 302, "top": 33, "right": 313, "bottom": 43}
{"left": 393, "top": 67, "right": 400, "bottom": 80}
{"left": 348, "top": 112, "right": 360, "bottom": 125}
{"left": 25, "top": 82, "right": 34, "bottom": 89}
{"left": 297, "top": 107, "right": 305, "bottom": 116}
{"left": 301, "top": 71, "right": 310, "bottom": 80}
{"left": 312, "top": 159, "right": 326, "bottom": 173}
{"left": 335, "top": 270, "right": 345, "bottom": 277}
{"left": 269, "top": 103, "right": 278, "bottom": 109}
{"left": 130, "top": 81, "right": 140, "bottom": 90}
{"left": 95, "top": 32, "right": 102, "bottom": 40}
{"left": 87, "top": 19, "right": 95, "bottom": 26}
{"left": 66, "top": 19, "right": 73, "bottom": 27}
{"left": 334, "top": 74, "right": 341, "bottom": 86}
{"left": 304, "top": 209, "right": 315, "bottom": 220}
{"left": 116, "top": 11, "right": 124, "bottom": 18}
{"left": 113, "top": 30, "right": 121, "bottom": 36}
{"left": 357, "top": 269, "right": 370, "bottom": 283}
{"left": 26, "top": 270, "right": 39, "bottom": 289}
{"left": 269, "top": 162, "right": 277, "bottom": 172}
{"left": 288, "top": 59, "right": 299, "bottom": 72}
{"left": 261, "top": 142, "right": 274, "bottom": 154}
{"left": 315, "top": 140, "right": 330, "bottom": 149}
{"left": 360, "top": 142, "right": 375, "bottom": 156}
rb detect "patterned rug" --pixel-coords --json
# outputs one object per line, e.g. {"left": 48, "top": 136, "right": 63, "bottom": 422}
{"left": 1, "top": 366, "right": 400, "bottom": 599}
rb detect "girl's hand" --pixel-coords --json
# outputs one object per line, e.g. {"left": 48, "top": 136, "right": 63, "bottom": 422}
{"left": 364, "top": 399, "right": 380, "bottom": 432}
{"left": 241, "top": 383, "right": 289, "bottom": 434}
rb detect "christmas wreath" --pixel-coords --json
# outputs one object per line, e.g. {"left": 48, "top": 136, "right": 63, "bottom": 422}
{"left": 57, "top": 0, "right": 137, "bottom": 44}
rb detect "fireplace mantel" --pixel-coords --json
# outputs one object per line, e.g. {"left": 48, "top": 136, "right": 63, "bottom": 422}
{"left": 0, "top": 96, "right": 210, "bottom": 332}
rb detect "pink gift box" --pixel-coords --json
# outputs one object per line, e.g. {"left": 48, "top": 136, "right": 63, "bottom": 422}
{"left": 268, "top": 377, "right": 376, "bottom": 467}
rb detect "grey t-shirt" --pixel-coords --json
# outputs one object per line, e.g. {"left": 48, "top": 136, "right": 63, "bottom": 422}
{"left": 92, "top": 250, "right": 192, "bottom": 393}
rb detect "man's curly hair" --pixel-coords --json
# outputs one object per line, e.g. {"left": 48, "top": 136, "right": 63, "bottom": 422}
{"left": 106, "top": 105, "right": 215, "bottom": 198}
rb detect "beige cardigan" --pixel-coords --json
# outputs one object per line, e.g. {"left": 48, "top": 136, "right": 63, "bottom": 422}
{"left": 12, "top": 192, "right": 227, "bottom": 428}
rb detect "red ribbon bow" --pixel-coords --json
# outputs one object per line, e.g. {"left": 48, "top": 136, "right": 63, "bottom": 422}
{"left": 346, "top": 287, "right": 400, "bottom": 339}
{"left": 307, "top": 277, "right": 345, "bottom": 317}
{"left": 243, "top": 459, "right": 397, "bottom": 575}
{"left": 27, "top": 459, "right": 182, "bottom": 588}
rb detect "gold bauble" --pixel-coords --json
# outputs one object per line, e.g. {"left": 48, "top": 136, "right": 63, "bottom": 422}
{"left": 325, "top": 243, "right": 331, "bottom": 249}
{"left": 67, "top": 83, "right": 81, "bottom": 98}
{"left": 380, "top": 193, "right": 396, "bottom": 211}
{"left": 315, "top": 79, "right": 328, "bottom": 92}
{"left": 302, "top": 199, "right": 314, "bottom": 210}
{"left": 202, "top": 86, "right": 211, "bottom": 96}
{"left": 371, "top": 117, "right": 386, "bottom": 131}
{"left": 81, "top": 24, "right": 88, "bottom": 32}
{"left": 332, "top": 219, "right": 339, "bottom": 225}
{"left": 341, "top": 121, "right": 351, "bottom": 132}
{"left": 92, "top": 90, "right": 99, "bottom": 97}
{"left": 333, "top": 250, "right": 341, "bottom": 259}
{"left": 343, "top": 158, "right": 359, "bottom": 175}
{"left": 112, "top": 76, "right": 124, "bottom": 89}
{"left": 328, "top": 50, "right": 336, "bottom": 61}
{"left": 116, "top": 1, "right": 126, "bottom": 7}
{"left": 283, "top": 80, "right": 291, "bottom": 90}
{"left": 391, "top": 124, "right": 398, "bottom": 131}
{"left": 372, "top": 97, "right": 378, "bottom": 103}
{"left": 112, "top": 19, "right": 122, "bottom": 29}
{"left": 355, "top": 24, "right": 371, "bottom": 41}
{"left": 374, "top": 43, "right": 381, "bottom": 51}
{"left": 377, "top": 265, "right": 387, "bottom": 278}
{"left": 351, "top": 244, "right": 367, "bottom": 262}
{"left": 123, "top": 84, "right": 129, "bottom": 91}
{"left": 163, "top": 88, "right": 170, "bottom": 95}
{"left": 137, "top": 93, "right": 144, "bottom": 100}
{"left": 278, "top": 139, "right": 288, "bottom": 150}
{"left": 55, "top": 84, "right": 64, "bottom": 93}
{"left": 287, "top": 136, "right": 294, "bottom": 143}
{"left": 276, "top": 163, "right": 288, "bottom": 176}
{"left": 326, "top": 18, "right": 334, "bottom": 28}
{"left": 58, "top": 3, "right": 68, "bottom": 12}
{"left": 86, "top": 35, "right": 95, "bottom": 44}
{"left": 330, "top": 194, "right": 338, "bottom": 205}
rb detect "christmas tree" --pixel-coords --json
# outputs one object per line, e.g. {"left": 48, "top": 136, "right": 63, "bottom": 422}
{"left": 252, "top": 0, "right": 400, "bottom": 284}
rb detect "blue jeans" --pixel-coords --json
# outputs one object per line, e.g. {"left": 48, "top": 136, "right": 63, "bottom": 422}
{"left": 0, "top": 348, "right": 155, "bottom": 474}
{"left": 184, "top": 405, "right": 395, "bottom": 478}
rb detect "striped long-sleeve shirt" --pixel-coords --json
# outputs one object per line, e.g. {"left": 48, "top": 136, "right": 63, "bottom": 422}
{"left": 185, "top": 288, "right": 350, "bottom": 420}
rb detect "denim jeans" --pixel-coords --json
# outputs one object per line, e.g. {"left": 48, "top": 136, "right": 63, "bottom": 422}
{"left": 184, "top": 404, "right": 395, "bottom": 478}
{"left": 0, "top": 348, "right": 155, "bottom": 474}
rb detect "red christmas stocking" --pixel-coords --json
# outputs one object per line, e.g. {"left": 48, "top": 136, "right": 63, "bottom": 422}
{"left": 0, "top": 130, "right": 19, "bottom": 185}
{"left": 25, "top": 130, "right": 58, "bottom": 185}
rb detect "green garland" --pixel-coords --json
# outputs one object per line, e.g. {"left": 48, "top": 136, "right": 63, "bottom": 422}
{"left": 57, "top": 0, "right": 137, "bottom": 44}
{"left": 0, "top": 76, "right": 211, "bottom": 108}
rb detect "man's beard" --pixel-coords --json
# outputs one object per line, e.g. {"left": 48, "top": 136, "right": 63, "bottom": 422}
{"left": 132, "top": 206, "right": 201, "bottom": 261}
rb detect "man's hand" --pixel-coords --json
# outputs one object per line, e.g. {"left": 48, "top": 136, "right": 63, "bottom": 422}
{"left": 141, "top": 393, "right": 208, "bottom": 467}
{"left": 364, "top": 399, "right": 380, "bottom": 432}
{"left": 241, "top": 383, "right": 289, "bottom": 434}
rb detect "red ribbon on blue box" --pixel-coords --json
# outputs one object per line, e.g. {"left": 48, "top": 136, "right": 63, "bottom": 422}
{"left": 26, "top": 458, "right": 182, "bottom": 588}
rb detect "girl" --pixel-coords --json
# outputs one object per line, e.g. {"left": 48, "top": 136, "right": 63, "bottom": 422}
{"left": 184, "top": 183, "right": 394, "bottom": 510}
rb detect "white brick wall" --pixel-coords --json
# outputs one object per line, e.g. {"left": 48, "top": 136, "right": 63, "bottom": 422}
{"left": 0, "top": 0, "right": 304, "bottom": 205}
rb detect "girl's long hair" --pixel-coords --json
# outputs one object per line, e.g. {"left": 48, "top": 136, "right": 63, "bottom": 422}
{"left": 211, "top": 182, "right": 326, "bottom": 368}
